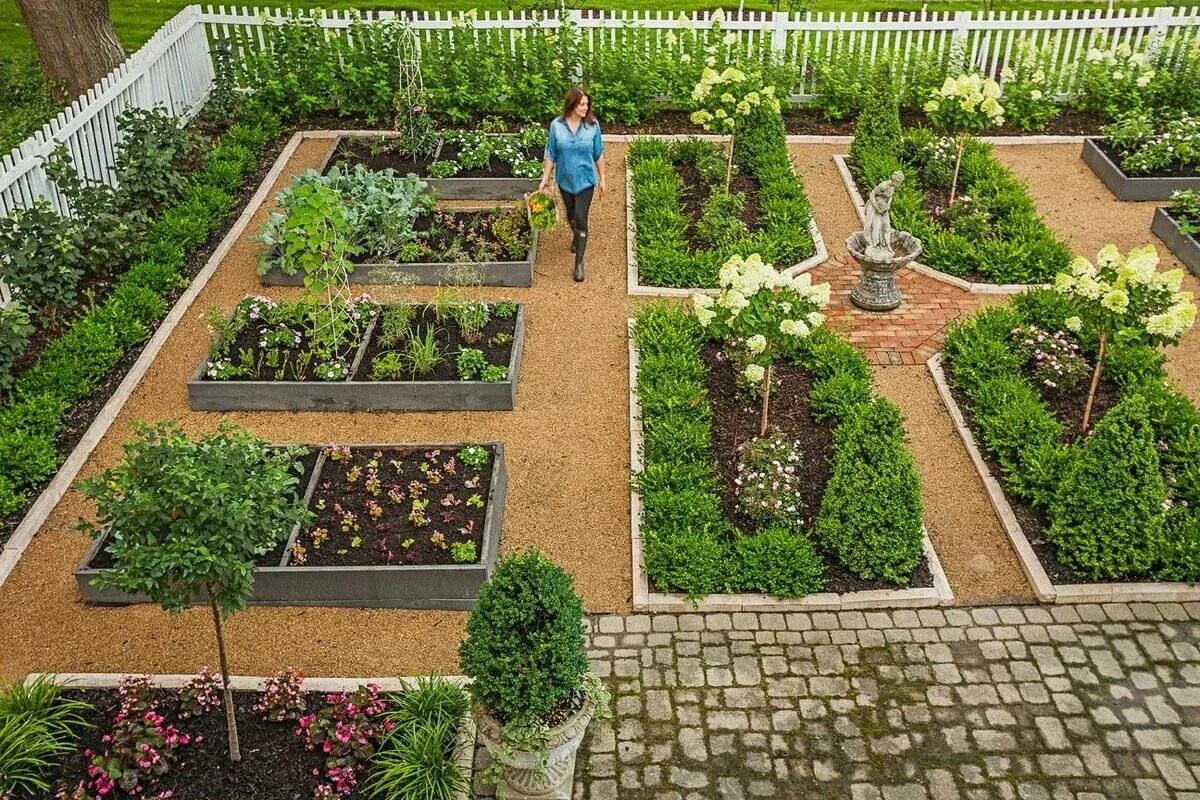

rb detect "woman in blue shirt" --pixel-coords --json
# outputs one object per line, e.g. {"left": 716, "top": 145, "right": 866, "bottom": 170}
{"left": 538, "top": 86, "right": 606, "bottom": 282}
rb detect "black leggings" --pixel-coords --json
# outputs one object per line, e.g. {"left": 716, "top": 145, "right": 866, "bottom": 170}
{"left": 561, "top": 186, "right": 594, "bottom": 236}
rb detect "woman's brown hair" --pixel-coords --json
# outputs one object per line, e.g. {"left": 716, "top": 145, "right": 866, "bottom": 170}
{"left": 562, "top": 86, "right": 597, "bottom": 126}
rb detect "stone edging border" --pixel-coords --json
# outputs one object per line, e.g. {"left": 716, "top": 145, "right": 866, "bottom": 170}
{"left": 627, "top": 319, "right": 954, "bottom": 612}
{"left": 832, "top": 154, "right": 1036, "bottom": 296}
{"left": 29, "top": 671, "right": 475, "bottom": 800}
{"left": 0, "top": 131, "right": 310, "bottom": 593}
{"left": 927, "top": 351, "right": 1200, "bottom": 604}
{"left": 624, "top": 142, "right": 828, "bottom": 298}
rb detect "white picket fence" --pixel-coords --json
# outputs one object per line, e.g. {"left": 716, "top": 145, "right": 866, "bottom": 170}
{"left": 3, "top": 4, "right": 1200, "bottom": 230}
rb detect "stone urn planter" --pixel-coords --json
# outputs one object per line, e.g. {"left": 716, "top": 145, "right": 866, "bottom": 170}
{"left": 474, "top": 693, "right": 597, "bottom": 799}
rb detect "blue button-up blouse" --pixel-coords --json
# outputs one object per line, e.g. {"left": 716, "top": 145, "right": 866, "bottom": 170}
{"left": 545, "top": 117, "right": 604, "bottom": 195}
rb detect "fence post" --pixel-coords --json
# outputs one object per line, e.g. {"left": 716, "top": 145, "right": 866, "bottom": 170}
{"left": 950, "top": 10, "right": 971, "bottom": 70}
{"left": 1147, "top": 5, "right": 1174, "bottom": 60}
{"left": 770, "top": 10, "right": 788, "bottom": 56}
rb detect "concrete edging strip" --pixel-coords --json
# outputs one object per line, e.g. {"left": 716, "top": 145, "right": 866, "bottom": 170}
{"left": 0, "top": 131, "right": 309, "bottom": 592}
{"left": 832, "top": 154, "right": 1035, "bottom": 295}
{"left": 927, "top": 351, "right": 1200, "bottom": 604}
{"left": 628, "top": 320, "right": 954, "bottom": 612}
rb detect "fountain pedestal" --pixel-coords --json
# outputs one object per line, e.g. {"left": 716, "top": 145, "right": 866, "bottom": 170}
{"left": 846, "top": 230, "right": 922, "bottom": 312}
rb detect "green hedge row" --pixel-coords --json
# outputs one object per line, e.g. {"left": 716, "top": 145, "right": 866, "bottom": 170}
{"left": 0, "top": 105, "right": 283, "bottom": 521}
{"left": 628, "top": 108, "right": 815, "bottom": 289}
{"left": 632, "top": 304, "right": 924, "bottom": 599}
{"left": 848, "top": 73, "right": 1070, "bottom": 285}
{"left": 944, "top": 289, "right": 1200, "bottom": 581}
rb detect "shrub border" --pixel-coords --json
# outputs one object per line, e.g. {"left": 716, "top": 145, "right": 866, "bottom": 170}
{"left": 0, "top": 130, "right": 306, "bottom": 592}
{"left": 832, "top": 154, "right": 1042, "bottom": 295}
{"left": 623, "top": 134, "right": 828, "bottom": 298}
{"left": 927, "top": 352, "right": 1200, "bottom": 604}
{"left": 27, "top": 672, "right": 476, "bottom": 800}
{"left": 627, "top": 319, "right": 952, "bottom": 612}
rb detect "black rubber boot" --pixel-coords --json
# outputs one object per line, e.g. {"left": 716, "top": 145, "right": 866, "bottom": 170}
{"left": 569, "top": 223, "right": 576, "bottom": 253}
{"left": 573, "top": 231, "right": 586, "bottom": 282}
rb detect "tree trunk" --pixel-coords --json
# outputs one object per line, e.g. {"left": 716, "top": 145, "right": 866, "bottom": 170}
{"left": 725, "top": 135, "right": 735, "bottom": 192}
{"left": 949, "top": 136, "right": 965, "bottom": 205}
{"left": 1081, "top": 329, "right": 1108, "bottom": 433}
{"left": 14, "top": 0, "right": 124, "bottom": 103}
{"left": 759, "top": 364, "right": 772, "bottom": 437}
{"left": 207, "top": 588, "right": 242, "bottom": 763}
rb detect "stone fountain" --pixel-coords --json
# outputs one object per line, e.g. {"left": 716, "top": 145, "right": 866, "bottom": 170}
{"left": 846, "top": 170, "right": 922, "bottom": 312}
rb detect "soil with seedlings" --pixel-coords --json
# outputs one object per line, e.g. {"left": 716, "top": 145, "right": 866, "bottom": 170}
{"left": 294, "top": 445, "right": 493, "bottom": 567}
{"left": 700, "top": 343, "right": 933, "bottom": 594}
{"left": 359, "top": 304, "right": 517, "bottom": 383}
{"left": 1095, "top": 139, "right": 1200, "bottom": 179}
{"left": 330, "top": 138, "right": 542, "bottom": 179}
{"left": 25, "top": 689, "right": 337, "bottom": 800}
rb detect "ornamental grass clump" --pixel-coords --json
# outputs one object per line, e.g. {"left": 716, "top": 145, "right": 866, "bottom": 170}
{"left": 0, "top": 676, "right": 91, "bottom": 799}
{"left": 1051, "top": 244, "right": 1196, "bottom": 430}
{"left": 923, "top": 72, "right": 1005, "bottom": 202}
{"left": 691, "top": 253, "right": 831, "bottom": 435}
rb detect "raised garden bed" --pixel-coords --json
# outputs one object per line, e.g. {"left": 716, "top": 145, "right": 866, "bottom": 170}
{"left": 188, "top": 297, "right": 525, "bottom": 412}
{"left": 327, "top": 128, "right": 543, "bottom": 199}
{"left": 845, "top": 127, "right": 1069, "bottom": 287}
{"left": 629, "top": 310, "right": 951, "bottom": 611}
{"left": 1082, "top": 137, "right": 1200, "bottom": 201}
{"left": 625, "top": 108, "right": 824, "bottom": 296}
{"left": 1152, "top": 205, "right": 1200, "bottom": 277}
{"left": 932, "top": 284, "right": 1200, "bottom": 603}
{"left": 76, "top": 442, "right": 505, "bottom": 609}
{"left": 20, "top": 672, "right": 474, "bottom": 800}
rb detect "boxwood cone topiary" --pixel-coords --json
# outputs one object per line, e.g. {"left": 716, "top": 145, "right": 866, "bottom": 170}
{"left": 459, "top": 548, "right": 591, "bottom": 725}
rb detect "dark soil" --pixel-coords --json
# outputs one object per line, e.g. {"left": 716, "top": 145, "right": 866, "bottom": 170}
{"left": 357, "top": 303, "right": 517, "bottom": 383}
{"left": 330, "top": 137, "right": 542, "bottom": 179}
{"left": 207, "top": 318, "right": 362, "bottom": 382}
{"left": 782, "top": 106, "right": 1106, "bottom": 137}
{"left": 1096, "top": 138, "right": 1200, "bottom": 179}
{"left": 87, "top": 449, "right": 320, "bottom": 571}
{"left": 700, "top": 343, "right": 933, "bottom": 593}
{"left": 0, "top": 121, "right": 296, "bottom": 549}
{"left": 675, "top": 156, "right": 762, "bottom": 251}
{"left": 944, "top": 355, "right": 1151, "bottom": 587}
{"left": 294, "top": 444, "right": 493, "bottom": 567}
{"left": 23, "top": 689, "right": 344, "bottom": 800}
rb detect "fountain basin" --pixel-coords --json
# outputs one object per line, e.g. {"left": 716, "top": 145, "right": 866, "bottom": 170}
{"left": 846, "top": 230, "right": 923, "bottom": 312}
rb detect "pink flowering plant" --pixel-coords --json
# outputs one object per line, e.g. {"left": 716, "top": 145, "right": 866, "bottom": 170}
{"left": 257, "top": 668, "right": 308, "bottom": 723}
{"left": 178, "top": 667, "right": 223, "bottom": 719}
{"left": 734, "top": 430, "right": 806, "bottom": 528}
{"left": 296, "top": 684, "right": 393, "bottom": 799}
{"left": 1010, "top": 325, "right": 1088, "bottom": 392}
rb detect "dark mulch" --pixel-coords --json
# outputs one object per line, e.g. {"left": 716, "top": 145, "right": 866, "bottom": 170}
{"left": 675, "top": 157, "right": 762, "bottom": 250}
{"left": 86, "top": 449, "right": 320, "bottom": 571}
{"left": 207, "top": 320, "right": 361, "bottom": 382}
{"left": 295, "top": 444, "right": 493, "bottom": 567}
{"left": 604, "top": 110, "right": 708, "bottom": 136}
{"left": 944, "top": 356, "right": 1150, "bottom": 587}
{"left": 330, "top": 137, "right": 542, "bottom": 179}
{"left": 1095, "top": 138, "right": 1200, "bottom": 179}
{"left": 23, "top": 689, "right": 336, "bottom": 800}
{"left": 782, "top": 106, "right": 1106, "bottom": 137}
{"left": 358, "top": 304, "right": 517, "bottom": 383}
{"left": 701, "top": 343, "right": 932, "bottom": 593}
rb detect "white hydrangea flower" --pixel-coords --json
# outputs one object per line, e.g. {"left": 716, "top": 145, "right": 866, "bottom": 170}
{"left": 1101, "top": 288, "right": 1130, "bottom": 314}
{"left": 743, "top": 363, "right": 765, "bottom": 383}
{"left": 806, "top": 311, "right": 826, "bottom": 328}
{"left": 1064, "top": 316, "right": 1082, "bottom": 333}
{"left": 747, "top": 334, "right": 767, "bottom": 354}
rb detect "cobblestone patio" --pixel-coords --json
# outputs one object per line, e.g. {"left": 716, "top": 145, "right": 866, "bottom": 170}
{"left": 477, "top": 602, "right": 1200, "bottom": 800}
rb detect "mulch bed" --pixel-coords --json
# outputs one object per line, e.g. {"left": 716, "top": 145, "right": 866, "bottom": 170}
{"left": 701, "top": 343, "right": 933, "bottom": 593}
{"left": 22, "top": 689, "right": 336, "bottom": 800}
{"left": 359, "top": 304, "right": 517, "bottom": 383}
{"left": 330, "top": 137, "right": 542, "bottom": 179}
{"left": 294, "top": 445, "right": 494, "bottom": 568}
{"left": 675, "top": 158, "right": 763, "bottom": 250}
{"left": 1095, "top": 139, "right": 1200, "bottom": 179}
{"left": 944, "top": 356, "right": 1149, "bottom": 587}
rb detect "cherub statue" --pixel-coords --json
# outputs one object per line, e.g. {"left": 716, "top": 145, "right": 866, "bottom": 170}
{"left": 863, "top": 171, "right": 905, "bottom": 260}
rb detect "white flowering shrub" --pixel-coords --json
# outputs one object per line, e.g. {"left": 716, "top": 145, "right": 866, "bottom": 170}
{"left": 1078, "top": 37, "right": 1156, "bottom": 119}
{"left": 1102, "top": 112, "right": 1200, "bottom": 176}
{"left": 923, "top": 73, "right": 1004, "bottom": 201}
{"left": 999, "top": 41, "right": 1060, "bottom": 132}
{"left": 690, "top": 67, "right": 780, "bottom": 187}
{"left": 1053, "top": 244, "right": 1196, "bottom": 428}
{"left": 692, "top": 253, "right": 831, "bottom": 433}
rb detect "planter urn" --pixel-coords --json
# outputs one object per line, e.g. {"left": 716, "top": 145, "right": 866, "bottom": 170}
{"left": 474, "top": 693, "right": 597, "bottom": 799}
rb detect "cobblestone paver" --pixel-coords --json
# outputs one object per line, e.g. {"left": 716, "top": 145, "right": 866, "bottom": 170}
{"left": 480, "top": 602, "right": 1200, "bottom": 800}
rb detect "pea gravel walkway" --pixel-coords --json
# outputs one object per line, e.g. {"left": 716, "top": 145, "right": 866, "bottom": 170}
{"left": 482, "top": 602, "right": 1200, "bottom": 800}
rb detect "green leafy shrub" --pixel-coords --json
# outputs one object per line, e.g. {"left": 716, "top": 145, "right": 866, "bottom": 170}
{"left": 1048, "top": 394, "right": 1167, "bottom": 579}
{"left": 0, "top": 300, "right": 34, "bottom": 395}
{"left": 459, "top": 549, "right": 590, "bottom": 724}
{"left": 733, "top": 527, "right": 824, "bottom": 596}
{"left": 1158, "top": 505, "right": 1200, "bottom": 582}
{"left": 815, "top": 399, "right": 924, "bottom": 584}
{"left": 809, "top": 43, "right": 872, "bottom": 122}
{"left": 0, "top": 199, "right": 87, "bottom": 316}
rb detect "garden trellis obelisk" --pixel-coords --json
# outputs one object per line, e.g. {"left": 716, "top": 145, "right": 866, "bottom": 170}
{"left": 393, "top": 22, "right": 425, "bottom": 134}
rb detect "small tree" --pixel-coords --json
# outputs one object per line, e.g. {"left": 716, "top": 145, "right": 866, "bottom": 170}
{"left": 923, "top": 72, "right": 1005, "bottom": 202}
{"left": 692, "top": 254, "right": 832, "bottom": 435}
{"left": 1053, "top": 244, "right": 1196, "bottom": 430}
{"left": 78, "top": 420, "right": 311, "bottom": 762}
{"left": 689, "top": 67, "right": 779, "bottom": 190}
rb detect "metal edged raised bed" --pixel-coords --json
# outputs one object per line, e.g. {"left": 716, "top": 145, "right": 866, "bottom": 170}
{"left": 187, "top": 305, "right": 525, "bottom": 412}
{"left": 1151, "top": 206, "right": 1200, "bottom": 277}
{"left": 1082, "top": 137, "right": 1200, "bottom": 201}
{"left": 258, "top": 231, "right": 537, "bottom": 289}
{"left": 74, "top": 442, "right": 506, "bottom": 610}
